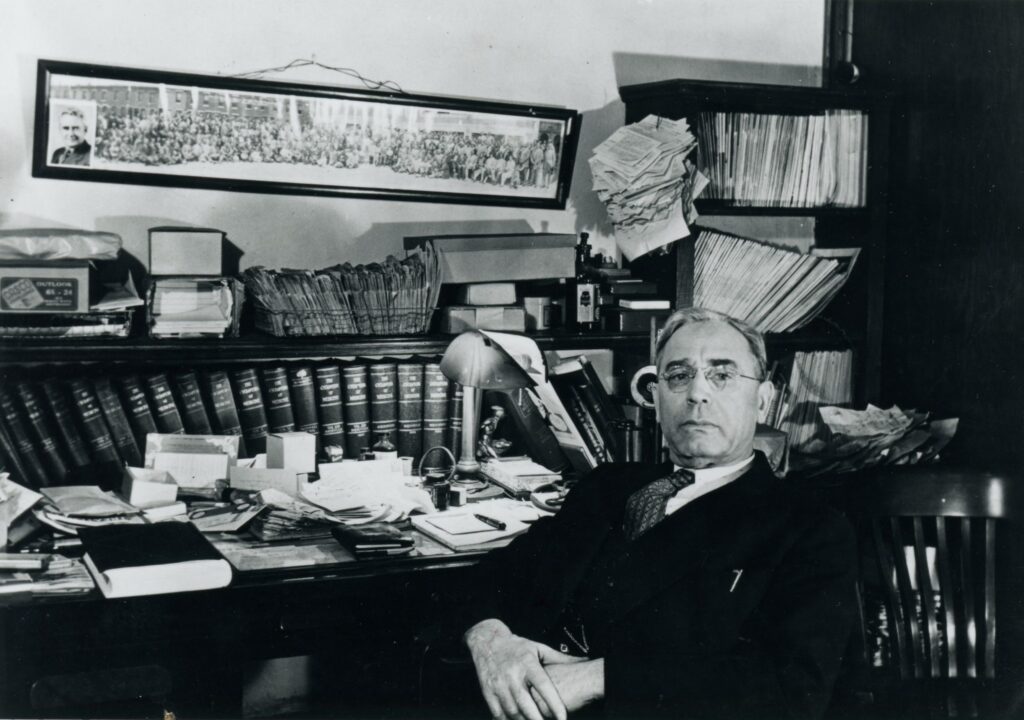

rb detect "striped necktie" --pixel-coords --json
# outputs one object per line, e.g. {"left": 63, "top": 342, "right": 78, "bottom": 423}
{"left": 623, "top": 468, "right": 695, "bottom": 541}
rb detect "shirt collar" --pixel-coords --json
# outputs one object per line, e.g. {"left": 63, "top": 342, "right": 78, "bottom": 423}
{"left": 676, "top": 454, "right": 754, "bottom": 484}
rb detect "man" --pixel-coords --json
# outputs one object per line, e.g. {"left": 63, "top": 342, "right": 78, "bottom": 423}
{"left": 50, "top": 107, "right": 92, "bottom": 166}
{"left": 456, "top": 307, "right": 857, "bottom": 720}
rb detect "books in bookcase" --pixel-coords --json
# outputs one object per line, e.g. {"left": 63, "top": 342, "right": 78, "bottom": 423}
{"left": 260, "top": 366, "right": 295, "bottom": 434}
{"left": 173, "top": 371, "right": 213, "bottom": 435}
{"left": 0, "top": 410, "right": 33, "bottom": 489}
{"left": 201, "top": 370, "right": 246, "bottom": 456}
{"left": 117, "top": 375, "right": 159, "bottom": 457}
{"left": 230, "top": 368, "right": 270, "bottom": 456}
{"left": 40, "top": 379, "right": 92, "bottom": 472}
{"left": 0, "top": 386, "right": 51, "bottom": 488}
{"left": 314, "top": 365, "right": 345, "bottom": 460}
{"left": 14, "top": 383, "right": 68, "bottom": 482}
{"left": 421, "top": 363, "right": 449, "bottom": 457}
{"left": 94, "top": 377, "right": 143, "bottom": 467}
{"left": 78, "top": 522, "right": 232, "bottom": 598}
{"left": 341, "top": 364, "right": 370, "bottom": 459}
{"left": 368, "top": 362, "right": 398, "bottom": 449}
{"left": 67, "top": 378, "right": 122, "bottom": 466}
{"left": 288, "top": 366, "right": 320, "bottom": 455}
{"left": 548, "top": 356, "right": 623, "bottom": 464}
{"left": 396, "top": 362, "right": 424, "bottom": 465}
{"left": 144, "top": 373, "right": 186, "bottom": 435}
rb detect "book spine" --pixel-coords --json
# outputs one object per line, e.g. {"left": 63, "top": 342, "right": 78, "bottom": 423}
{"left": 287, "top": 366, "right": 320, "bottom": 453}
{"left": 314, "top": 364, "right": 345, "bottom": 460}
{"left": 555, "top": 380, "right": 610, "bottom": 465}
{"left": 94, "top": 377, "right": 143, "bottom": 467}
{"left": 67, "top": 378, "right": 122, "bottom": 465}
{"left": 0, "top": 408, "right": 33, "bottom": 488}
{"left": 144, "top": 373, "right": 185, "bottom": 434}
{"left": 447, "top": 381, "right": 464, "bottom": 457}
{"left": 498, "top": 387, "right": 569, "bottom": 472}
{"left": 14, "top": 382, "right": 69, "bottom": 482}
{"left": 260, "top": 366, "right": 296, "bottom": 434}
{"left": 173, "top": 371, "right": 213, "bottom": 435}
{"left": 117, "top": 375, "right": 159, "bottom": 456}
{"left": 201, "top": 370, "right": 246, "bottom": 455}
{"left": 568, "top": 361, "right": 622, "bottom": 460}
{"left": 230, "top": 368, "right": 269, "bottom": 456}
{"left": 421, "top": 362, "right": 449, "bottom": 458}
{"left": 341, "top": 364, "right": 370, "bottom": 458}
{"left": 0, "top": 386, "right": 53, "bottom": 488}
{"left": 39, "top": 379, "right": 92, "bottom": 469}
{"left": 396, "top": 362, "right": 424, "bottom": 465}
{"left": 368, "top": 362, "right": 398, "bottom": 448}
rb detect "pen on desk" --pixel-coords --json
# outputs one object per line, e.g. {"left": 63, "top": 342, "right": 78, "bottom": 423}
{"left": 474, "top": 513, "right": 506, "bottom": 531}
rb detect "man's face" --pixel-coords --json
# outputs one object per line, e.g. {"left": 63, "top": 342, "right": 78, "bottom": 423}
{"left": 654, "top": 320, "right": 772, "bottom": 468}
{"left": 59, "top": 113, "right": 86, "bottom": 147}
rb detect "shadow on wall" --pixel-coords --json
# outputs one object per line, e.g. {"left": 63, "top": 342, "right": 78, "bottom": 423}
{"left": 612, "top": 53, "right": 822, "bottom": 89}
{"left": 569, "top": 99, "right": 620, "bottom": 240}
{"left": 353, "top": 218, "right": 535, "bottom": 251}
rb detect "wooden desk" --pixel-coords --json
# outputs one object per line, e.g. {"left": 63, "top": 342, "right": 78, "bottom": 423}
{"left": 0, "top": 549, "right": 485, "bottom": 718}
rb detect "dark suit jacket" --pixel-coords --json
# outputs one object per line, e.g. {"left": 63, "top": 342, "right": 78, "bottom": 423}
{"left": 51, "top": 141, "right": 91, "bottom": 166}
{"left": 461, "top": 454, "right": 857, "bottom": 719}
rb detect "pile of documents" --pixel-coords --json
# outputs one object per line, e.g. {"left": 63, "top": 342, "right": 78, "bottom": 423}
{"left": 777, "top": 350, "right": 853, "bottom": 452}
{"left": 694, "top": 230, "right": 860, "bottom": 333}
{"left": 148, "top": 277, "right": 242, "bottom": 338}
{"left": 791, "top": 405, "right": 959, "bottom": 476}
{"left": 590, "top": 115, "right": 707, "bottom": 261}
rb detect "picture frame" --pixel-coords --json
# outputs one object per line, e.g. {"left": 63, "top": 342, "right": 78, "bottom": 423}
{"left": 33, "top": 59, "right": 582, "bottom": 209}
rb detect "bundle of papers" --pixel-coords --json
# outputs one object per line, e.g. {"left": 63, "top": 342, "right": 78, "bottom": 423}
{"left": 694, "top": 230, "right": 860, "bottom": 333}
{"left": 695, "top": 110, "right": 867, "bottom": 207}
{"left": 410, "top": 498, "right": 545, "bottom": 552}
{"left": 0, "top": 555, "right": 95, "bottom": 597}
{"left": 791, "top": 405, "right": 959, "bottom": 476}
{"left": 33, "top": 486, "right": 145, "bottom": 536}
{"left": 590, "top": 115, "right": 706, "bottom": 261}
{"left": 148, "top": 277, "right": 241, "bottom": 338}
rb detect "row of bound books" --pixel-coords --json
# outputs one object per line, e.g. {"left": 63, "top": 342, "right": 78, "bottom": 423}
{"left": 0, "top": 361, "right": 464, "bottom": 490}
{"left": 695, "top": 109, "right": 868, "bottom": 207}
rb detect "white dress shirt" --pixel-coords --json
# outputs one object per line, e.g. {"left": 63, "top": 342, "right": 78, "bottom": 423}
{"left": 663, "top": 454, "right": 755, "bottom": 517}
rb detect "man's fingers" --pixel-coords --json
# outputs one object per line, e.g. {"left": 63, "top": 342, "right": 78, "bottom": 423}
{"left": 526, "top": 668, "right": 567, "bottom": 720}
{"left": 479, "top": 685, "right": 506, "bottom": 720}
{"left": 511, "top": 684, "right": 545, "bottom": 720}
{"left": 535, "top": 641, "right": 588, "bottom": 665}
{"left": 530, "top": 687, "right": 553, "bottom": 719}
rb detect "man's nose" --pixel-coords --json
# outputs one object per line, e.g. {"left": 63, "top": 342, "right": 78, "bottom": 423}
{"left": 685, "top": 371, "right": 712, "bottom": 403}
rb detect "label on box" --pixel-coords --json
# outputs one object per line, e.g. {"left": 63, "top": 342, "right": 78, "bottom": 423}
{"left": 1, "top": 277, "right": 79, "bottom": 311}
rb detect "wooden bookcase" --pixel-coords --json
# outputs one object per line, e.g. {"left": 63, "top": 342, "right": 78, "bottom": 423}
{"left": 619, "top": 78, "right": 894, "bottom": 405}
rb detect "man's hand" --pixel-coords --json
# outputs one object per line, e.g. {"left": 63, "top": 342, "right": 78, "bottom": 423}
{"left": 534, "top": 659, "right": 604, "bottom": 714}
{"left": 464, "top": 618, "right": 584, "bottom": 720}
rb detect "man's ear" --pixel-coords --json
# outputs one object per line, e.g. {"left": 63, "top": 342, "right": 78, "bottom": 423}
{"left": 757, "top": 379, "right": 773, "bottom": 416}
{"left": 653, "top": 378, "right": 662, "bottom": 423}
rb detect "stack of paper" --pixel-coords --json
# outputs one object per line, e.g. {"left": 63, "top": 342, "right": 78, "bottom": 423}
{"left": 778, "top": 350, "right": 854, "bottom": 452}
{"left": 694, "top": 230, "right": 860, "bottom": 333}
{"left": 791, "top": 405, "right": 959, "bottom": 476}
{"left": 410, "top": 498, "right": 543, "bottom": 552}
{"left": 590, "top": 115, "right": 707, "bottom": 261}
{"left": 148, "top": 278, "right": 240, "bottom": 338}
{"left": 33, "top": 486, "right": 145, "bottom": 536}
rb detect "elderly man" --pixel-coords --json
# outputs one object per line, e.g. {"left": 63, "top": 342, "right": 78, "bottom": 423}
{"left": 50, "top": 107, "right": 92, "bottom": 166}
{"left": 455, "top": 307, "right": 857, "bottom": 720}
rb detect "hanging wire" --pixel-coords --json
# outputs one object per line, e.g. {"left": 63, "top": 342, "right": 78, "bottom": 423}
{"left": 229, "top": 58, "right": 405, "bottom": 93}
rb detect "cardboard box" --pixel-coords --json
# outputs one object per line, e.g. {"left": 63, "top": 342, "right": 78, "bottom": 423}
{"left": 122, "top": 467, "right": 178, "bottom": 508}
{"left": 404, "top": 233, "right": 576, "bottom": 284}
{"left": 229, "top": 466, "right": 303, "bottom": 495}
{"left": 441, "top": 306, "right": 526, "bottom": 333}
{"left": 267, "top": 431, "right": 317, "bottom": 473}
{"left": 0, "top": 261, "right": 90, "bottom": 313}
{"left": 456, "top": 282, "right": 517, "bottom": 306}
{"left": 149, "top": 227, "right": 224, "bottom": 277}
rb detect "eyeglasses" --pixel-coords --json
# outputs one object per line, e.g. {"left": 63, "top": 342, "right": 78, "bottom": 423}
{"left": 658, "top": 365, "right": 762, "bottom": 393}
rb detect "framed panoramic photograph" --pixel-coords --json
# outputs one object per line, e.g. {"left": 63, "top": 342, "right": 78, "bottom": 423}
{"left": 33, "top": 59, "right": 582, "bottom": 209}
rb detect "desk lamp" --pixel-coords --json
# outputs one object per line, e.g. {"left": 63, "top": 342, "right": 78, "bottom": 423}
{"left": 439, "top": 330, "right": 533, "bottom": 477}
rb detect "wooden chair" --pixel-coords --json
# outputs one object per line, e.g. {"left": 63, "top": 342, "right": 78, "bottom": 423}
{"left": 854, "top": 466, "right": 1018, "bottom": 719}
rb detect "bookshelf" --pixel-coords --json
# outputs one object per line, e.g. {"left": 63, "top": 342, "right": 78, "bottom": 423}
{"left": 619, "top": 78, "right": 893, "bottom": 405}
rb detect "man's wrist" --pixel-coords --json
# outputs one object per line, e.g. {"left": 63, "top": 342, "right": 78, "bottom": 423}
{"left": 463, "top": 618, "right": 510, "bottom": 650}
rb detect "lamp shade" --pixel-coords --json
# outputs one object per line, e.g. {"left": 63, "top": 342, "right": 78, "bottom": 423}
{"left": 439, "top": 330, "right": 533, "bottom": 390}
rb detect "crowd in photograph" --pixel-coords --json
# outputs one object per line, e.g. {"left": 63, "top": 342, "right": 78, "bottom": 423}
{"left": 94, "top": 108, "right": 561, "bottom": 187}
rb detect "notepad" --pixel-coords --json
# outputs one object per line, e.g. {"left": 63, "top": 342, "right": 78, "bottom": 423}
{"left": 423, "top": 514, "right": 497, "bottom": 535}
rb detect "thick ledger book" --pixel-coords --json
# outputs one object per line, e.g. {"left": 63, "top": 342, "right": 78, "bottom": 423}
{"left": 173, "top": 371, "right": 213, "bottom": 435}
{"left": 260, "top": 366, "right": 296, "bottom": 434}
{"left": 230, "top": 368, "right": 269, "bottom": 456}
{"left": 550, "top": 356, "right": 625, "bottom": 461}
{"left": 93, "top": 377, "right": 143, "bottom": 467}
{"left": 67, "top": 378, "right": 122, "bottom": 465}
{"left": 368, "top": 362, "right": 398, "bottom": 448}
{"left": 341, "top": 365, "right": 370, "bottom": 458}
{"left": 498, "top": 387, "right": 569, "bottom": 472}
{"left": 421, "top": 362, "right": 449, "bottom": 457}
{"left": 410, "top": 511, "right": 529, "bottom": 552}
{"left": 78, "top": 522, "right": 232, "bottom": 599}
{"left": 313, "top": 365, "right": 345, "bottom": 460}
{"left": 287, "top": 366, "right": 320, "bottom": 454}
{"left": 0, "top": 387, "right": 50, "bottom": 488}
{"left": 117, "top": 375, "right": 159, "bottom": 457}
{"left": 143, "top": 373, "right": 186, "bottom": 435}
{"left": 15, "top": 383, "right": 68, "bottom": 482}
{"left": 557, "top": 381, "right": 611, "bottom": 465}
{"left": 330, "top": 523, "right": 414, "bottom": 559}
{"left": 40, "top": 379, "right": 92, "bottom": 471}
{"left": 201, "top": 370, "right": 246, "bottom": 455}
{"left": 447, "top": 382, "right": 464, "bottom": 457}
{"left": 0, "top": 413, "right": 32, "bottom": 487}
{"left": 396, "top": 362, "right": 424, "bottom": 465}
